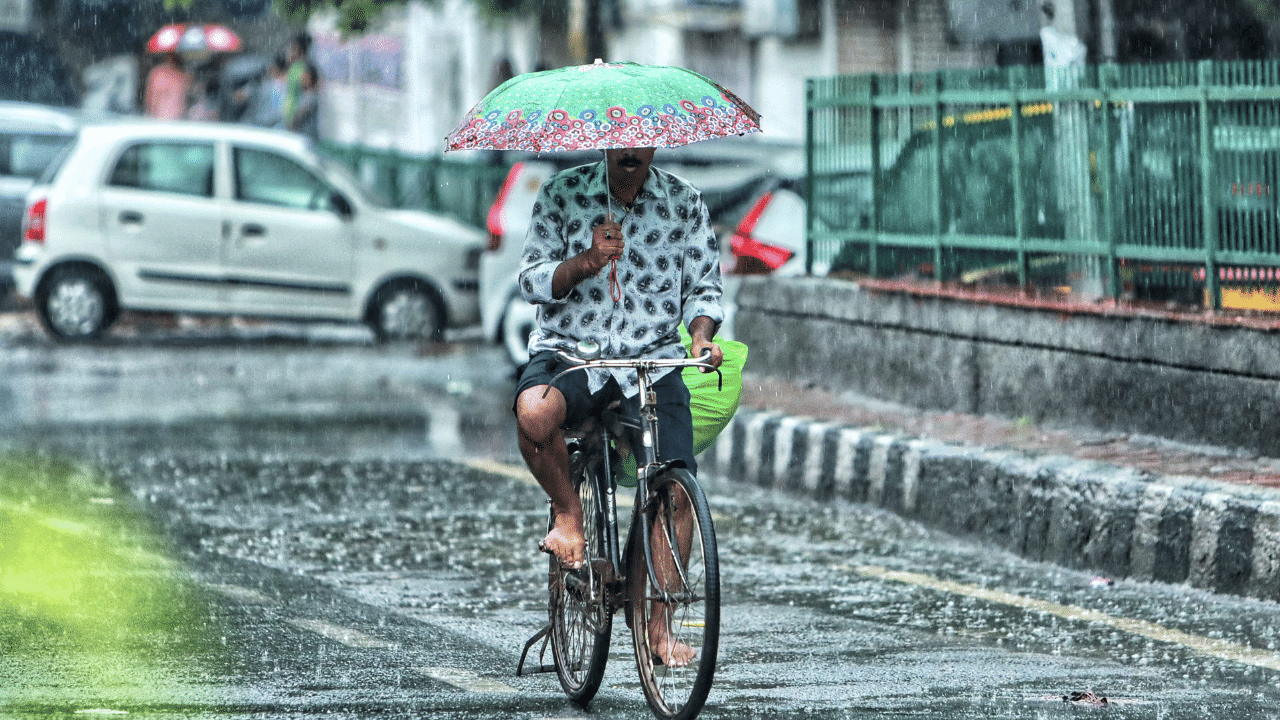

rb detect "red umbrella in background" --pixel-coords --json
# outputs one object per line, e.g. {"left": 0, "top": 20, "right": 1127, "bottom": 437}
{"left": 146, "top": 24, "right": 242, "bottom": 54}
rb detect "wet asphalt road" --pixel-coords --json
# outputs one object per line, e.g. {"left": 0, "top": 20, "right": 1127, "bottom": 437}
{"left": 2, "top": 316, "right": 1280, "bottom": 718}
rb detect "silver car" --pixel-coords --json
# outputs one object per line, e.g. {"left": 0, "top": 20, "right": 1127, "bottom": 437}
{"left": 14, "top": 121, "right": 483, "bottom": 341}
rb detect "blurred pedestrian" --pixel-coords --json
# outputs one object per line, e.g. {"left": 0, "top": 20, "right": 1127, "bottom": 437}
{"left": 282, "top": 32, "right": 311, "bottom": 130}
{"left": 241, "top": 52, "right": 288, "bottom": 127}
{"left": 145, "top": 52, "right": 190, "bottom": 120}
{"left": 288, "top": 62, "right": 320, "bottom": 142}
{"left": 186, "top": 77, "right": 220, "bottom": 121}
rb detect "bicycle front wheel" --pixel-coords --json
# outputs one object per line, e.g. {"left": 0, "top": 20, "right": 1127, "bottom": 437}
{"left": 549, "top": 458, "right": 613, "bottom": 706}
{"left": 627, "top": 468, "right": 720, "bottom": 720}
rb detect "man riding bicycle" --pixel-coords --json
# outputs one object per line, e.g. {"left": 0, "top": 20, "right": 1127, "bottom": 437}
{"left": 513, "top": 146, "right": 724, "bottom": 668}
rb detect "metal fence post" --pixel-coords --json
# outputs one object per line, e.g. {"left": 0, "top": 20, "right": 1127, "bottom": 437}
{"left": 1010, "top": 67, "right": 1028, "bottom": 288}
{"left": 931, "top": 71, "right": 944, "bottom": 282}
{"left": 1198, "top": 60, "right": 1221, "bottom": 310}
{"left": 804, "top": 78, "right": 815, "bottom": 276}
{"left": 869, "top": 74, "right": 882, "bottom": 278}
{"left": 1098, "top": 63, "right": 1120, "bottom": 300}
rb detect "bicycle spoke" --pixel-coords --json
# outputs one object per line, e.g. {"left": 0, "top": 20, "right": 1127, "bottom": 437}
{"left": 628, "top": 469, "right": 720, "bottom": 720}
{"left": 549, "top": 461, "right": 612, "bottom": 705}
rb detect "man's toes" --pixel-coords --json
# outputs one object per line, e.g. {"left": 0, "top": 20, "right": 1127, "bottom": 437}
{"left": 652, "top": 638, "right": 697, "bottom": 667}
{"left": 541, "top": 527, "right": 586, "bottom": 568}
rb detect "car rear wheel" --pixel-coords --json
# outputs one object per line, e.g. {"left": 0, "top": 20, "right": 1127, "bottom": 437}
{"left": 369, "top": 279, "right": 444, "bottom": 342}
{"left": 37, "top": 266, "right": 117, "bottom": 341}
{"left": 500, "top": 291, "right": 537, "bottom": 366}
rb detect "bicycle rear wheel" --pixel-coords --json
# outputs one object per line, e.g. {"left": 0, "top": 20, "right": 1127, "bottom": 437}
{"left": 627, "top": 468, "right": 720, "bottom": 720}
{"left": 549, "top": 458, "right": 613, "bottom": 705}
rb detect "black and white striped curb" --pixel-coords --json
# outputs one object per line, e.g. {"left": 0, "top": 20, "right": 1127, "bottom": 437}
{"left": 701, "top": 409, "right": 1280, "bottom": 603}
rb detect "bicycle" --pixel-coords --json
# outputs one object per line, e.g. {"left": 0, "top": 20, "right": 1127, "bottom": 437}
{"left": 518, "top": 342, "right": 723, "bottom": 720}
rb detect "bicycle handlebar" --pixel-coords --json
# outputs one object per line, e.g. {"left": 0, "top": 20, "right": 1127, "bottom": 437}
{"left": 549, "top": 348, "right": 723, "bottom": 392}
{"left": 555, "top": 349, "right": 716, "bottom": 372}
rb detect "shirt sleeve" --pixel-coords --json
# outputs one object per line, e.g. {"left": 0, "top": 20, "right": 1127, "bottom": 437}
{"left": 518, "top": 180, "right": 566, "bottom": 306}
{"left": 681, "top": 191, "right": 725, "bottom": 329}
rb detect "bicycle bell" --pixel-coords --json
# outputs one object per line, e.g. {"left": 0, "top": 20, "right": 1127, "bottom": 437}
{"left": 576, "top": 339, "right": 601, "bottom": 360}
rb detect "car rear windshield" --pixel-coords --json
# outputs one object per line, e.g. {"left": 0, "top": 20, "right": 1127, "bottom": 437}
{"left": 1, "top": 130, "right": 74, "bottom": 180}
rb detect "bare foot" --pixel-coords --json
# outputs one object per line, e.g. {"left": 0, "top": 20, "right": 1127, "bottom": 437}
{"left": 539, "top": 512, "right": 586, "bottom": 569}
{"left": 648, "top": 611, "right": 697, "bottom": 667}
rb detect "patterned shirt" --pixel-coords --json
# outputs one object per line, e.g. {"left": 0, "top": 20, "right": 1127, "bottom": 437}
{"left": 520, "top": 160, "right": 724, "bottom": 396}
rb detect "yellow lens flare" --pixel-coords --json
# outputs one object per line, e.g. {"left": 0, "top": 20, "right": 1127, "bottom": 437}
{"left": 1, "top": 453, "right": 224, "bottom": 704}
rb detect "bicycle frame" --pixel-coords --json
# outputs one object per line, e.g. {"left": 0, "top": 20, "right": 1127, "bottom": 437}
{"left": 517, "top": 350, "right": 720, "bottom": 674}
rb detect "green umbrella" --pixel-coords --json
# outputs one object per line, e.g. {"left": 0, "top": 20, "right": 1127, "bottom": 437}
{"left": 444, "top": 59, "right": 761, "bottom": 152}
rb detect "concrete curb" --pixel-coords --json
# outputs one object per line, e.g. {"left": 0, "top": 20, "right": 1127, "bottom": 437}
{"left": 702, "top": 409, "right": 1280, "bottom": 602}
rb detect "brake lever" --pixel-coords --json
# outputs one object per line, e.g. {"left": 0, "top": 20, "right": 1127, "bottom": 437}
{"left": 694, "top": 349, "right": 723, "bottom": 392}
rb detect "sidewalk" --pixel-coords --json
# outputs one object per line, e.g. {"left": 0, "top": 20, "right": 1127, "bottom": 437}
{"left": 740, "top": 376, "right": 1280, "bottom": 489}
{"left": 711, "top": 374, "right": 1280, "bottom": 603}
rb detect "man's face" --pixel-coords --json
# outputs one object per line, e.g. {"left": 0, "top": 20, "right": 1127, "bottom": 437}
{"left": 605, "top": 147, "right": 656, "bottom": 182}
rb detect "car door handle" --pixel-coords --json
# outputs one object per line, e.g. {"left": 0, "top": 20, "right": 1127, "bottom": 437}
{"left": 119, "top": 210, "right": 144, "bottom": 225}
{"left": 241, "top": 223, "right": 266, "bottom": 237}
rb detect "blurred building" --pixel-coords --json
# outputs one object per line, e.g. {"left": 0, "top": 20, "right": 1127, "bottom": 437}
{"left": 311, "top": 0, "right": 540, "bottom": 154}
{"left": 313, "top": 0, "right": 1276, "bottom": 153}
{"left": 315, "top": 0, "right": 1016, "bottom": 151}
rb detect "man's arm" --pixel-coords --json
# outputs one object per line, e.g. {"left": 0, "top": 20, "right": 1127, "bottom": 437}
{"left": 687, "top": 315, "right": 723, "bottom": 370}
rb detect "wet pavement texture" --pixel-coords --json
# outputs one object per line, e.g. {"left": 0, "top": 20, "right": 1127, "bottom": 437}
{"left": 0, "top": 316, "right": 1278, "bottom": 717}
{"left": 9, "top": 448, "right": 1278, "bottom": 719}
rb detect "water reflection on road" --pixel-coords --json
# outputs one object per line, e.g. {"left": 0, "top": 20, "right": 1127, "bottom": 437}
{"left": 0, "top": 328, "right": 521, "bottom": 463}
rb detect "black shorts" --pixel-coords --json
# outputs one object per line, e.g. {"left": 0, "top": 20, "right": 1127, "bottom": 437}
{"left": 514, "top": 350, "right": 697, "bottom": 473}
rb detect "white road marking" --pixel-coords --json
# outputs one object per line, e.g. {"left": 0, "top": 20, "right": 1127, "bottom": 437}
{"left": 204, "top": 583, "right": 273, "bottom": 605}
{"left": 415, "top": 666, "right": 517, "bottom": 693}
{"left": 0, "top": 498, "right": 171, "bottom": 568}
{"left": 464, "top": 458, "right": 538, "bottom": 486}
{"left": 286, "top": 618, "right": 395, "bottom": 649}
{"left": 849, "top": 564, "right": 1280, "bottom": 672}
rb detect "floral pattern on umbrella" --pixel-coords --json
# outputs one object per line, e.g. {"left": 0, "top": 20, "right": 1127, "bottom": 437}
{"left": 445, "top": 60, "right": 761, "bottom": 152}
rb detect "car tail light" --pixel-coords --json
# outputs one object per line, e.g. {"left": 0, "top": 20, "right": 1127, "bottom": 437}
{"left": 487, "top": 162, "right": 526, "bottom": 251}
{"left": 730, "top": 192, "right": 793, "bottom": 273}
{"left": 24, "top": 197, "right": 47, "bottom": 245}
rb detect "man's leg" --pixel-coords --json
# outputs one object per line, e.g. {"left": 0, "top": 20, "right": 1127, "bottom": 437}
{"left": 516, "top": 383, "right": 585, "bottom": 569}
{"left": 648, "top": 481, "right": 698, "bottom": 667}
{"left": 646, "top": 371, "right": 698, "bottom": 667}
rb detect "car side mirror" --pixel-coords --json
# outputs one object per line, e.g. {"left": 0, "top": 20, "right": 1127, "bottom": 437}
{"left": 331, "top": 192, "right": 354, "bottom": 218}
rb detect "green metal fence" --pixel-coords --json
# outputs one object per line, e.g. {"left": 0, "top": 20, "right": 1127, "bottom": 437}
{"left": 318, "top": 142, "right": 509, "bottom": 230}
{"left": 807, "top": 60, "right": 1280, "bottom": 310}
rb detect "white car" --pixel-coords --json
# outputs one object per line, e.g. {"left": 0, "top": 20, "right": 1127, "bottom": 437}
{"left": 14, "top": 121, "right": 484, "bottom": 341}
{"left": 0, "top": 101, "right": 80, "bottom": 299}
{"left": 480, "top": 139, "right": 805, "bottom": 365}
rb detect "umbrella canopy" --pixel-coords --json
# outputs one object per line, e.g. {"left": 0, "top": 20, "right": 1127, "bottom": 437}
{"left": 146, "top": 24, "right": 242, "bottom": 54}
{"left": 445, "top": 60, "right": 761, "bottom": 153}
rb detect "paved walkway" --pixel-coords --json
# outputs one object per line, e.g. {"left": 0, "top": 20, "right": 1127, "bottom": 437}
{"left": 739, "top": 375, "right": 1280, "bottom": 490}
{"left": 715, "top": 374, "right": 1280, "bottom": 602}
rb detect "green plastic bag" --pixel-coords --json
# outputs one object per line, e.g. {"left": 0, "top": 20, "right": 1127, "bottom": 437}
{"left": 617, "top": 327, "right": 747, "bottom": 486}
